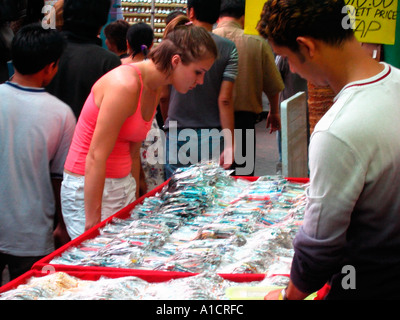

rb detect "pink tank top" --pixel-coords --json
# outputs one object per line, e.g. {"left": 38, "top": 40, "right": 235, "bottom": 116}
{"left": 64, "top": 64, "right": 156, "bottom": 178}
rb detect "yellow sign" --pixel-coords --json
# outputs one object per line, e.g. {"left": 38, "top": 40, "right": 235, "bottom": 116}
{"left": 244, "top": 0, "right": 265, "bottom": 36}
{"left": 345, "top": 0, "right": 398, "bottom": 44}
{"left": 244, "top": 0, "right": 398, "bottom": 45}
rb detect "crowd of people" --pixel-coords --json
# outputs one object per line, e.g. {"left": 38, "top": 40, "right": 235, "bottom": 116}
{"left": 1, "top": 0, "right": 400, "bottom": 300}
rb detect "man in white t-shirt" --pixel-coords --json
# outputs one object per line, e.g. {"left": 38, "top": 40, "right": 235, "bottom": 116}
{"left": 258, "top": 0, "right": 400, "bottom": 300}
{"left": 0, "top": 24, "right": 76, "bottom": 283}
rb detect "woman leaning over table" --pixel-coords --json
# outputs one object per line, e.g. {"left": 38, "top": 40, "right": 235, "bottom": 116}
{"left": 61, "top": 22, "right": 218, "bottom": 239}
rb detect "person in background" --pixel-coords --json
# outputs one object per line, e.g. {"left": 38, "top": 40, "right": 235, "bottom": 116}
{"left": 0, "top": 22, "right": 13, "bottom": 83}
{"left": 213, "top": 0, "right": 284, "bottom": 176}
{"left": 9, "top": 0, "right": 45, "bottom": 33}
{"left": 157, "top": 10, "right": 186, "bottom": 128}
{"left": 46, "top": 0, "right": 121, "bottom": 119}
{"left": 122, "top": 22, "right": 154, "bottom": 64}
{"left": 275, "top": 55, "right": 308, "bottom": 174}
{"left": 0, "top": 24, "right": 76, "bottom": 284}
{"left": 1, "top": 0, "right": 46, "bottom": 83}
{"left": 50, "top": 0, "right": 65, "bottom": 31}
{"left": 61, "top": 22, "right": 218, "bottom": 240}
{"left": 104, "top": 19, "right": 130, "bottom": 59}
{"left": 165, "top": 10, "right": 186, "bottom": 26}
{"left": 161, "top": 0, "right": 238, "bottom": 179}
{"left": 258, "top": 0, "right": 400, "bottom": 300}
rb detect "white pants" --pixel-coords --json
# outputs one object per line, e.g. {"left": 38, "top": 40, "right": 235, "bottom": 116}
{"left": 61, "top": 172, "right": 136, "bottom": 239}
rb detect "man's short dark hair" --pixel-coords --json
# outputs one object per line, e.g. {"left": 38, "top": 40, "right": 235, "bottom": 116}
{"left": 62, "top": 0, "right": 111, "bottom": 36}
{"left": 104, "top": 19, "right": 130, "bottom": 52}
{"left": 0, "top": 0, "right": 27, "bottom": 24}
{"left": 12, "top": 23, "right": 65, "bottom": 75}
{"left": 166, "top": 10, "right": 186, "bottom": 25}
{"left": 187, "top": 0, "right": 221, "bottom": 25}
{"left": 257, "top": 0, "right": 354, "bottom": 52}
{"left": 220, "top": 0, "right": 245, "bottom": 19}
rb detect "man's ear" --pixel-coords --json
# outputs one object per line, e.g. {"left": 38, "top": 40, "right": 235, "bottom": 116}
{"left": 50, "top": 60, "right": 59, "bottom": 71}
{"left": 296, "top": 36, "right": 316, "bottom": 59}
{"left": 40, "top": 61, "right": 59, "bottom": 86}
{"left": 42, "top": 62, "right": 52, "bottom": 75}
{"left": 188, "top": 7, "right": 196, "bottom": 21}
{"left": 239, "top": 15, "right": 245, "bottom": 28}
{"left": 126, "top": 40, "right": 132, "bottom": 54}
{"left": 45, "top": 61, "right": 59, "bottom": 77}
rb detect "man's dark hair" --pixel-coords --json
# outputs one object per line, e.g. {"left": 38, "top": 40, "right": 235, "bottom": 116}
{"left": 0, "top": 0, "right": 27, "bottom": 24}
{"left": 11, "top": 23, "right": 65, "bottom": 75}
{"left": 166, "top": 10, "right": 186, "bottom": 25}
{"left": 257, "top": 0, "right": 354, "bottom": 52}
{"left": 220, "top": 0, "right": 245, "bottom": 19}
{"left": 104, "top": 19, "right": 130, "bottom": 52}
{"left": 187, "top": 0, "right": 221, "bottom": 25}
{"left": 0, "top": 0, "right": 45, "bottom": 25}
{"left": 62, "top": 0, "right": 111, "bottom": 36}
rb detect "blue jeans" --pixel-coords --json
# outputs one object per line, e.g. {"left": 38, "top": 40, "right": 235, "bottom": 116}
{"left": 231, "top": 111, "right": 257, "bottom": 176}
{"left": 164, "top": 128, "right": 224, "bottom": 179}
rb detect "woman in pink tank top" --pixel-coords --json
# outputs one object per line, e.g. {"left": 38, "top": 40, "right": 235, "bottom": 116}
{"left": 61, "top": 18, "right": 218, "bottom": 239}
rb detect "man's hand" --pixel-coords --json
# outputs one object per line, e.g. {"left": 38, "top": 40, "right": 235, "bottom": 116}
{"left": 266, "top": 113, "right": 281, "bottom": 133}
{"left": 219, "top": 145, "right": 234, "bottom": 169}
{"left": 264, "top": 280, "right": 311, "bottom": 300}
{"left": 53, "top": 224, "right": 71, "bottom": 249}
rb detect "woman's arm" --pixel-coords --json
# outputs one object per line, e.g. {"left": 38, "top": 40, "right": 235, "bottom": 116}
{"left": 84, "top": 77, "right": 140, "bottom": 231}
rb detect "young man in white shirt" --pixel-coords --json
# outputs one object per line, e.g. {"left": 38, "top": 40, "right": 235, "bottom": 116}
{"left": 258, "top": 0, "right": 400, "bottom": 300}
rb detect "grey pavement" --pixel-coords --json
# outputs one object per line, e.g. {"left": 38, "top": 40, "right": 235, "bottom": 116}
{"left": 254, "top": 118, "right": 280, "bottom": 177}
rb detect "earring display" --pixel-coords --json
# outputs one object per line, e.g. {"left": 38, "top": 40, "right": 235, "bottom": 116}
{"left": 121, "top": 0, "right": 187, "bottom": 44}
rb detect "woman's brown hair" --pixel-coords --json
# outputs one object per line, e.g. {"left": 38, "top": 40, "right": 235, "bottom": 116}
{"left": 148, "top": 15, "right": 217, "bottom": 75}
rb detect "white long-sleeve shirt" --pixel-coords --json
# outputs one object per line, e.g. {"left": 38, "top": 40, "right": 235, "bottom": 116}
{"left": 291, "top": 63, "right": 400, "bottom": 298}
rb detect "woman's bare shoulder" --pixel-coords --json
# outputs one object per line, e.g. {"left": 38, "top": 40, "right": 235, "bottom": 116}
{"left": 94, "top": 65, "right": 142, "bottom": 97}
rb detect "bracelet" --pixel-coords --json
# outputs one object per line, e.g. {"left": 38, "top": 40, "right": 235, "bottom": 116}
{"left": 278, "top": 287, "right": 288, "bottom": 300}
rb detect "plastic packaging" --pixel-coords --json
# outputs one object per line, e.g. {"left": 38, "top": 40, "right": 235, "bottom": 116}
{"left": 49, "top": 161, "right": 307, "bottom": 275}
{"left": 0, "top": 272, "right": 291, "bottom": 300}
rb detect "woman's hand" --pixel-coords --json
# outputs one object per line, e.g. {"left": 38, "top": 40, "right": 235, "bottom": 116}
{"left": 85, "top": 211, "right": 101, "bottom": 232}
